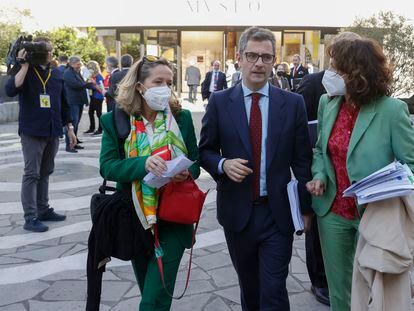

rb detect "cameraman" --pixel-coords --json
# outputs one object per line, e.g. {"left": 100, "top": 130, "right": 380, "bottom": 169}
{"left": 5, "top": 36, "right": 76, "bottom": 232}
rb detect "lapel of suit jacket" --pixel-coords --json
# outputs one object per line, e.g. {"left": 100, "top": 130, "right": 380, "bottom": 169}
{"left": 347, "top": 101, "right": 377, "bottom": 162}
{"left": 266, "top": 86, "right": 286, "bottom": 170}
{"left": 228, "top": 84, "right": 252, "bottom": 159}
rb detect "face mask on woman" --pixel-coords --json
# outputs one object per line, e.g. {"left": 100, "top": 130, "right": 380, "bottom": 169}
{"left": 141, "top": 85, "right": 172, "bottom": 111}
{"left": 322, "top": 69, "right": 346, "bottom": 97}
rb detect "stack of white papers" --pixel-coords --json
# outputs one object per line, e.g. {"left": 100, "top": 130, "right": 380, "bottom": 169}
{"left": 287, "top": 179, "right": 305, "bottom": 235}
{"left": 143, "top": 155, "right": 194, "bottom": 188}
{"left": 343, "top": 161, "right": 414, "bottom": 204}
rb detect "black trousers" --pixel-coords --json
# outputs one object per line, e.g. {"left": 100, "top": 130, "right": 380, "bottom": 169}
{"left": 88, "top": 97, "right": 103, "bottom": 132}
{"left": 305, "top": 216, "right": 328, "bottom": 288}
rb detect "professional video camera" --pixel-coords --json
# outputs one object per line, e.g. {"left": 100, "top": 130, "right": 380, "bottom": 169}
{"left": 6, "top": 35, "right": 52, "bottom": 75}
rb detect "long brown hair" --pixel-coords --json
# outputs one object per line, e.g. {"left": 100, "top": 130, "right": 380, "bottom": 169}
{"left": 116, "top": 57, "right": 181, "bottom": 117}
{"left": 327, "top": 38, "right": 392, "bottom": 106}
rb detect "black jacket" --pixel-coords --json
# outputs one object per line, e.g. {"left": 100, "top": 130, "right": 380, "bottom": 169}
{"left": 296, "top": 71, "right": 326, "bottom": 121}
{"left": 105, "top": 68, "right": 129, "bottom": 106}
{"left": 201, "top": 71, "right": 228, "bottom": 100}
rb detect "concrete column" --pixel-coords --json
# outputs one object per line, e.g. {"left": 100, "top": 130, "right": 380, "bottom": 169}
{"left": 116, "top": 40, "right": 121, "bottom": 62}
{"left": 177, "top": 45, "right": 182, "bottom": 96}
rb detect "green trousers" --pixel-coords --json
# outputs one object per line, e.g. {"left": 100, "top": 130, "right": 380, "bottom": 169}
{"left": 318, "top": 212, "right": 359, "bottom": 311}
{"left": 131, "top": 224, "right": 186, "bottom": 311}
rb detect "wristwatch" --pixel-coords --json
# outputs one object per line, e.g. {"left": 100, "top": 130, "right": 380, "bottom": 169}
{"left": 16, "top": 58, "right": 27, "bottom": 64}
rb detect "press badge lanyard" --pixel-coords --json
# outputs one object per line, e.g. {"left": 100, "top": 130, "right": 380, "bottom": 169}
{"left": 33, "top": 67, "right": 52, "bottom": 108}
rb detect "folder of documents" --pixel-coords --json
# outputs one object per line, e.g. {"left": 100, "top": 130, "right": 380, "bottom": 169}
{"left": 343, "top": 161, "right": 414, "bottom": 204}
{"left": 287, "top": 179, "right": 305, "bottom": 235}
{"left": 143, "top": 155, "right": 194, "bottom": 188}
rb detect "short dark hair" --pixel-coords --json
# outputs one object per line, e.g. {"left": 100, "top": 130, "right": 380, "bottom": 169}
{"left": 238, "top": 27, "right": 276, "bottom": 55}
{"left": 121, "top": 54, "right": 133, "bottom": 68}
{"left": 327, "top": 38, "right": 392, "bottom": 106}
{"left": 106, "top": 56, "right": 119, "bottom": 68}
{"left": 58, "top": 55, "right": 68, "bottom": 63}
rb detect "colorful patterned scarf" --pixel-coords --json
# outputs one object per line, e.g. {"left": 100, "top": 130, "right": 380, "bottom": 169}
{"left": 125, "top": 110, "right": 188, "bottom": 230}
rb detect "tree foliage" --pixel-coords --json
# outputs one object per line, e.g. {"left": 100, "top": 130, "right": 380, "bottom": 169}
{"left": 343, "top": 11, "right": 414, "bottom": 97}
{"left": 35, "top": 27, "right": 107, "bottom": 66}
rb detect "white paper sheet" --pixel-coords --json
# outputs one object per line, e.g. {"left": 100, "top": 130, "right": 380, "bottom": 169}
{"left": 287, "top": 179, "right": 305, "bottom": 235}
{"left": 143, "top": 155, "right": 194, "bottom": 188}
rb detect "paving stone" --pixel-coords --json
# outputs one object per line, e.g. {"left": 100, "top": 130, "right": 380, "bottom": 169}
{"left": 176, "top": 268, "right": 211, "bottom": 282}
{"left": 296, "top": 248, "right": 307, "bottom": 262}
{"left": 0, "top": 226, "right": 13, "bottom": 235}
{"left": 174, "top": 280, "right": 215, "bottom": 296}
{"left": 16, "top": 245, "right": 44, "bottom": 253}
{"left": 193, "top": 252, "right": 232, "bottom": 271}
{"left": 287, "top": 275, "right": 305, "bottom": 293}
{"left": 192, "top": 248, "right": 210, "bottom": 257}
{"left": 112, "top": 266, "right": 138, "bottom": 282}
{"left": 204, "top": 297, "right": 231, "bottom": 310}
{"left": 215, "top": 286, "right": 241, "bottom": 304}
{"left": 28, "top": 300, "right": 110, "bottom": 311}
{"left": 124, "top": 285, "right": 140, "bottom": 298}
{"left": 170, "top": 293, "right": 211, "bottom": 311}
{"left": 41, "top": 270, "right": 86, "bottom": 281}
{"left": 102, "top": 271, "right": 122, "bottom": 281}
{"left": 203, "top": 242, "right": 228, "bottom": 253}
{"left": 9, "top": 244, "right": 73, "bottom": 261}
{"left": 60, "top": 231, "right": 90, "bottom": 244}
{"left": 290, "top": 255, "right": 307, "bottom": 274}
{"left": 293, "top": 237, "right": 305, "bottom": 250}
{"left": 0, "top": 247, "right": 17, "bottom": 256}
{"left": 33, "top": 237, "right": 61, "bottom": 247}
{"left": 0, "top": 303, "right": 27, "bottom": 311}
{"left": 207, "top": 266, "right": 238, "bottom": 287}
{"left": 0, "top": 280, "right": 49, "bottom": 306}
{"left": 65, "top": 208, "right": 90, "bottom": 217}
{"left": 111, "top": 297, "right": 141, "bottom": 310}
{"left": 230, "top": 304, "right": 242, "bottom": 311}
{"left": 293, "top": 273, "right": 311, "bottom": 283}
{"left": 41, "top": 281, "right": 87, "bottom": 301}
{"left": 0, "top": 218, "right": 11, "bottom": 227}
{"left": 62, "top": 244, "right": 87, "bottom": 257}
{"left": 289, "top": 292, "right": 330, "bottom": 311}
{"left": 0, "top": 256, "right": 28, "bottom": 265}
{"left": 100, "top": 281, "right": 131, "bottom": 301}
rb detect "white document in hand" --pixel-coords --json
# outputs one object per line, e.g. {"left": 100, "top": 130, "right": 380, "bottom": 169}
{"left": 287, "top": 179, "right": 305, "bottom": 235}
{"left": 143, "top": 155, "right": 194, "bottom": 188}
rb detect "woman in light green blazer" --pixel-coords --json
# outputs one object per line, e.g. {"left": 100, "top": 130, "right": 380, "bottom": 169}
{"left": 307, "top": 38, "right": 414, "bottom": 311}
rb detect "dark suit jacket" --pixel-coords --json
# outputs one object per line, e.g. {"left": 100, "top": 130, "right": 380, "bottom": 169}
{"left": 290, "top": 65, "right": 309, "bottom": 92}
{"left": 201, "top": 71, "right": 228, "bottom": 100}
{"left": 106, "top": 68, "right": 129, "bottom": 105}
{"left": 199, "top": 83, "right": 312, "bottom": 235}
{"left": 63, "top": 67, "right": 92, "bottom": 106}
{"left": 297, "top": 70, "right": 326, "bottom": 121}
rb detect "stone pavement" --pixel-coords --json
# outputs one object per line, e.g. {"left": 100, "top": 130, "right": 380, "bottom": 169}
{"left": 0, "top": 104, "right": 330, "bottom": 311}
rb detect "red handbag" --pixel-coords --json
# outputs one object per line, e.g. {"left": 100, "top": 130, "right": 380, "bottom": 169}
{"left": 157, "top": 178, "right": 208, "bottom": 224}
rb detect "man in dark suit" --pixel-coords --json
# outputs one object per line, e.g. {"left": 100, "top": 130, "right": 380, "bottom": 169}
{"left": 297, "top": 70, "right": 330, "bottom": 306}
{"left": 201, "top": 60, "right": 227, "bottom": 100}
{"left": 105, "top": 54, "right": 133, "bottom": 112}
{"left": 290, "top": 54, "right": 309, "bottom": 92}
{"left": 199, "top": 27, "right": 313, "bottom": 310}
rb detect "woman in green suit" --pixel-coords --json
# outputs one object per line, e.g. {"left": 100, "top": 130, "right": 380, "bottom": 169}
{"left": 306, "top": 38, "right": 414, "bottom": 310}
{"left": 99, "top": 56, "right": 200, "bottom": 310}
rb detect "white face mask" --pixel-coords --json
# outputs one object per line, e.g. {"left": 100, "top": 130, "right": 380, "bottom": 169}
{"left": 142, "top": 85, "right": 171, "bottom": 111}
{"left": 322, "top": 69, "right": 346, "bottom": 97}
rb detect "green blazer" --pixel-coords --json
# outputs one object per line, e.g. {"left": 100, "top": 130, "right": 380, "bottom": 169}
{"left": 311, "top": 94, "right": 414, "bottom": 216}
{"left": 99, "top": 108, "right": 200, "bottom": 248}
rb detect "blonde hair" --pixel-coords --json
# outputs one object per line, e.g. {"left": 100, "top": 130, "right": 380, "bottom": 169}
{"left": 116, "top": 57, "right": 181, "bottom": 117}
{"left": 86, "top": 60, "right": 101, "bottom": 76}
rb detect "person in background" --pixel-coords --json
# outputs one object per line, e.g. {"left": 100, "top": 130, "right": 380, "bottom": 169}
{"left": 290, "top": 54, "right": 309, "bottom": 92}
{"left": 269, "top": 63, "right": 290, "bottom": 91}
{"left": 185, "top": 61, "right": 201, "bottom": 103}
{"left": 106, "top": 54, "right": 133, "bottom": 112}
{"left": 306, "top": 37, "right": 414, "bottom": 311}
{"left": 57, "top": 55, "right": 68, "bottom": 74}
{"left": 63, "top": 56, "right": 95, "bottom": 153}
{"left": 231, "top": 62, "right": 242, "bottom": 86}
{"left": 84, "top": 60, "right": 105, "bottom": 135}
{"left": 104, "top": 56, "right": 119, "bottom": 112}
{"left": 99, "top": 55, "right": 200, "bottom": 310}
{"left": 201, "top": 60, "right": 227, "bottom": 100}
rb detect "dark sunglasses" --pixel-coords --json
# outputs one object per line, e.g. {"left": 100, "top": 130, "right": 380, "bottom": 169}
{"left": 137, "top": 55, "right": 160, "bottom": 82}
